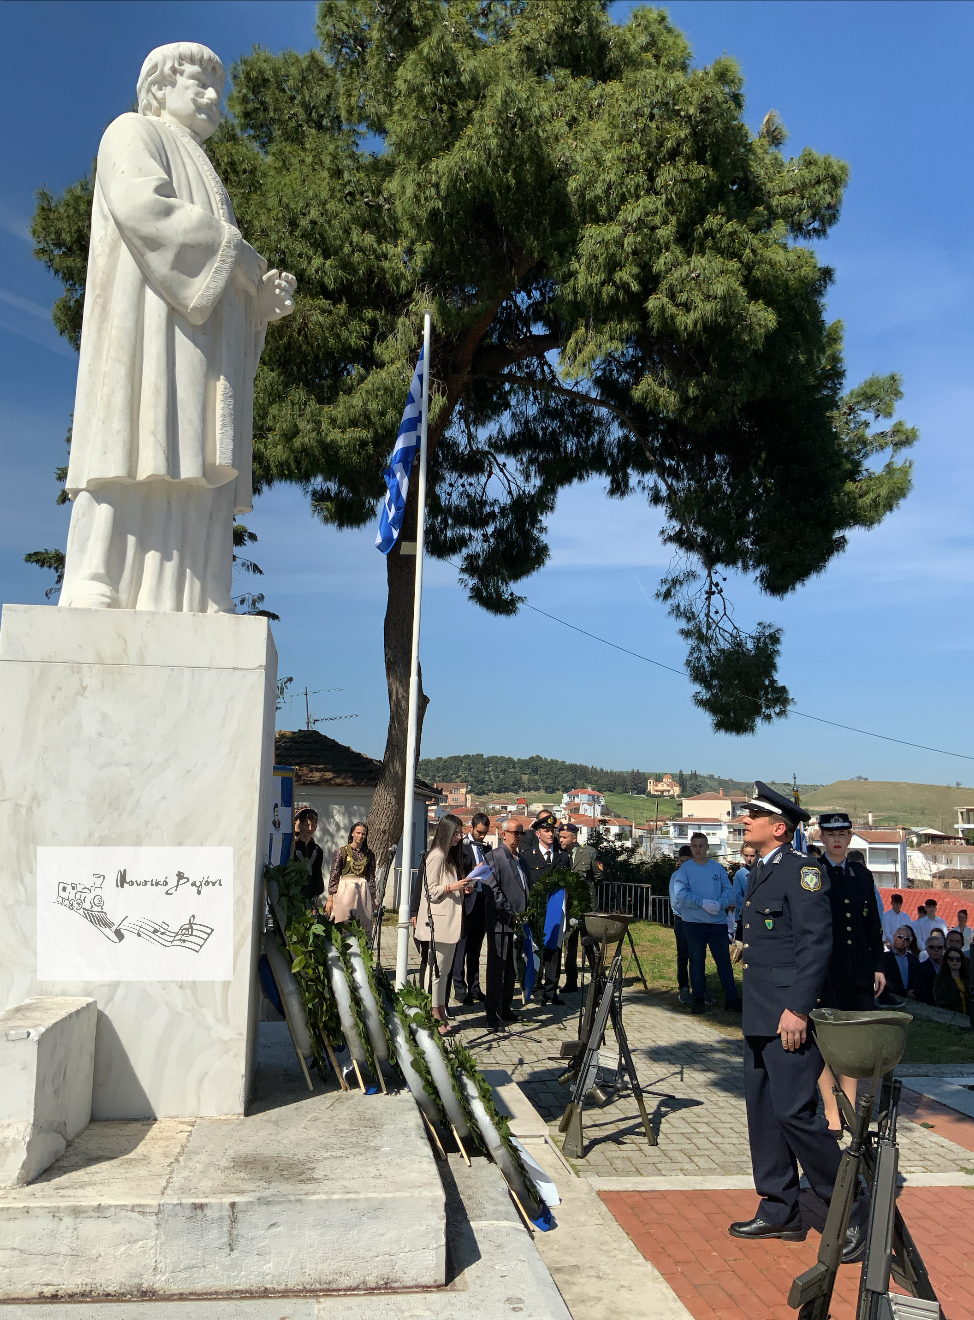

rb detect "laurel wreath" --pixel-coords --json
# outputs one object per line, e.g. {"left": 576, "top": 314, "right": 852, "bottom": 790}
{"left": 523, "top": 867, "right": 594, "bottom": 938}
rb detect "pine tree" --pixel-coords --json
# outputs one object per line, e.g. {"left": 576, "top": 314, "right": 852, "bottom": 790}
{"left": 29, "top": 2, "right": 917, "bottom": 859}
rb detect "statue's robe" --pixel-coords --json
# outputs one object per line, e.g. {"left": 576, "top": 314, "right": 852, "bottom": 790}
{"left": 60, "top": 113, "right": 266, "bottom": 613}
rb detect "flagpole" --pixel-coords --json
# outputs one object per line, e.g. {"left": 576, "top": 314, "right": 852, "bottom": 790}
{"left": 395, "top": 311, "right": 432, "bottom": 988}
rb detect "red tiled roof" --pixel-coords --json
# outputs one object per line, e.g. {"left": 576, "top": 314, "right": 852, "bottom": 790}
{"left": 276, "top": 730, "right": 441, "bottom": 796}
{"left": 857, "top": 830, "right": 904, "bottom": 843}
{"left": 919, "top": 844, "right": 974, "bottom": 855}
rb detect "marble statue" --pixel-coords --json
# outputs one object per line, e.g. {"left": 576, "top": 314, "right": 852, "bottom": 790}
{"left": 59, "top": 42, "right": 296, "bottom": 614}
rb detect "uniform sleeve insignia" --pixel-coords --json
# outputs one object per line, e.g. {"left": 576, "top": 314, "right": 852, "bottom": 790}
{"left": 800, "top": 867, "right": 822, "bottom": 892}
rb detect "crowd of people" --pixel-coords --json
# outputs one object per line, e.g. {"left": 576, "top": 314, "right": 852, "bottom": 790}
{"left": 670, "top": 828, "right": 972, "bottom": 1022}
{"left": 406, "top": 810, "right": 600, "bottom": 1034}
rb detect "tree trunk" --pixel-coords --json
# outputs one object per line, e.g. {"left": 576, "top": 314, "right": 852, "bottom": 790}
{"left": 366, "top": 479, "right": 429, "bottom": 874}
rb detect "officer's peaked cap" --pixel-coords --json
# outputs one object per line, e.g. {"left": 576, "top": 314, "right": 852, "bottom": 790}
{"left": 747, "top": 781, "right": 810, "bottom": 826}
{"left": 532, "top": 813, "right": 558, "bottom": 830}
{"left": 819, "top": 811, "right": 853, "bottom": 831}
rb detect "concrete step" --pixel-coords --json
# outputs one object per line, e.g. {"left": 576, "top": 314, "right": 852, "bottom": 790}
{"left": 0, "top": 1089, "right": 444, "bottom": 1300}
{"left": 0, "top": 1155, "right": 569, "bottom": 1320}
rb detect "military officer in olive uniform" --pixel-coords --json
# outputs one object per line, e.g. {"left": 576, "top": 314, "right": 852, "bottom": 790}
{"left": 816, "top": 809, "right": 886, "bottom": 1133}
{"left": 730, "top": 782, "right": 867, "bottom": 1259}
{"left": 558, "top": 822, "right": 603, "bottom": 992}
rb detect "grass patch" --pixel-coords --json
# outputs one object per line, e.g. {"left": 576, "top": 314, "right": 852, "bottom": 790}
{"left": 899, "top": 1015, "right": 974, "bottom": 1066}
{"left": 624, "top": 921, "right": 974, "bottom": 1063}
{"left": 601, "top": 792, "right": 681, "bottom": 825}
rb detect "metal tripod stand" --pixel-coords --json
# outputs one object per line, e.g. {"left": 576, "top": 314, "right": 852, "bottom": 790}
{"left": 788, "top": 1073, "right": 942, "bottom": 1320}
{"left": 558, "top": 915, "right": 657, "bottom": 1159}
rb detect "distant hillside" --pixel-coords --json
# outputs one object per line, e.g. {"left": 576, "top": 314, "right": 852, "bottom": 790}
{"left": 804, "top": 780, "right": 974, "bottom": 831}
{"left": 417, "top": 754, "right": 649, "bottom": 797}
{"left": 418, "top": 752, "right": 820, "bottom": 802}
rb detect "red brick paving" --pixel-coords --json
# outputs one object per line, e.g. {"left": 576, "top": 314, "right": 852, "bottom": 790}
{"left": 601, "top": 1186, "right": 974, "bottom": 1320}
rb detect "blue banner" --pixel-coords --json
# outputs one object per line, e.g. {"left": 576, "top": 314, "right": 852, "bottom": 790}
{"left": 522, "top": 924, "right": 536, "bottom": 1001}
{"left": 543, "top": 887, "right": 567, "bottom": 951}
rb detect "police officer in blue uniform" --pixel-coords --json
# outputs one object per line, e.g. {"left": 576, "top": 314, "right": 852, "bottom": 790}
{"left": 729, "top": 782, "right": 867, "bottom": 1258}
{"left": 816, "top": 809, "right": 886, "bottom": 1134}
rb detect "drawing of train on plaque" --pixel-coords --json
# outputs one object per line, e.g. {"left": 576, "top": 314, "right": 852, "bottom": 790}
{"left": 56, "top": 876, "right": 213, "bottom": 953}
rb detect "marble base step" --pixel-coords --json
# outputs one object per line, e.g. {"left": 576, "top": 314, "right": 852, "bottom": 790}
{"left": 0, "top": 1088, "right": 444, "bottom": 1300}
{"left": 0, "top": 1154, "right": 569, "bottom": 1320}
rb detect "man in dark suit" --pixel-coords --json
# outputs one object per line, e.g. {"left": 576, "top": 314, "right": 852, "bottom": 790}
{"left": 558, "top": 822, "right": 603, "bottom": 992}
{"left": 878, "top": 924, "right": 922, "bottom": 1003}
{"left": 730, "top": 781, "right": 867, "bottom": 1261}
{"left": 519, "top": 813, "right": 570, "bottom": 1004}
{"left": 452, "top": 813, "right": 493, "bottom": 1004}
{"left": 481, "top": 820, "right": 530, "bottom": 1029}
{"left": 913, "top": 931, "right": 946, "bottom": 1005}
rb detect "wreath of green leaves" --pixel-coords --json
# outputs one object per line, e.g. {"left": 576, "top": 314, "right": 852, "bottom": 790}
{"left": 375, "top": 966, "right": 449, "bottom": 1126}
{"left": 326, "top": 919, "right": 378, "bottom": 1078}
{"left": 344, "top": 918, "right": 402, "bottom": 1083}
{"left": 448, "top": 1036, "right": 545, "bottom": 1220}
{"left": 261, "top": 861, "right": 548, "bottom": 1214}
{"left": 523, "top": 867, "right": 593, "bottom": 938}
{"left": 264, "top": 860, "right": 343, "bottom": 1077}
{"left": 397, "top": 981, "right": 482, "bottom": 1147}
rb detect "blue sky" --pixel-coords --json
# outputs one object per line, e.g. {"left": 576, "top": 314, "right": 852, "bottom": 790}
{"left": 1, "top": 1, "right": 972, "bottom": 787}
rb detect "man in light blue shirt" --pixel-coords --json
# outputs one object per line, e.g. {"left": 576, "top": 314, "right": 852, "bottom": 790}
{"left": 669, "top": 844, "right": 693, "bottom": 1005}
{"left": 671, "top": 832, "right": 742, "bottom": 1015}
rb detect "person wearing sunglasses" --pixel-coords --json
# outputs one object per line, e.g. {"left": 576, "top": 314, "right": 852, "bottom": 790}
{"left": 934, "top": 946, "right": 969, "bottom": 1014}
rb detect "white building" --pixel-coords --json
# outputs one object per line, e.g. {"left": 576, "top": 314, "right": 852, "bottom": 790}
{"left": 659, "top": 816, "right": 746, "bottom": 860}
{"left": 562, "top": 788, "right": 606, "bottom": 818}
{"left": 680, "top": 791, "right": 748, "bottom": 822}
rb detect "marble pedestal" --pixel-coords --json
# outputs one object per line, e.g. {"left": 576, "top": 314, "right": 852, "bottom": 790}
{"left": 0, "top": 605, "right": 277, "bottom": 1119}
{"left": 0, "top": 1090, "right": 445, "bottom": 1299}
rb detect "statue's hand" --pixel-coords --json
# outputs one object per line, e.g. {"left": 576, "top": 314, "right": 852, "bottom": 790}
{"left": 258, "top": 269, "right": 297, "bottom": 323}
{"left": 232, "top": 240, "right": 266, "bottom": 296}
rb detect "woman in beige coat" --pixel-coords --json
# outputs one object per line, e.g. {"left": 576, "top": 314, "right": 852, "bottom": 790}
{"left": 415, "top": 814, "right": 469, "bottom": 1035}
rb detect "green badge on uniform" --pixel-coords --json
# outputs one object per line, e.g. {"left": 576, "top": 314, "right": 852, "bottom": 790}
{"left": 800, "top": 868, "right": 821, "bottom": 892}
{"left": 765, "top": 917, "right": 774, "bottom": 929}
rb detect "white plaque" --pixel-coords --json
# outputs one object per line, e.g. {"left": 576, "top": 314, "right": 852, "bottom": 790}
{"left": 37, "top": 847, "right": 233, "bottom": 982}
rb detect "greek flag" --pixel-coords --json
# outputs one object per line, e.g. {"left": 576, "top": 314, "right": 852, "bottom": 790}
{"left": 376, "top": 346, "right": 425, "bottom": 555}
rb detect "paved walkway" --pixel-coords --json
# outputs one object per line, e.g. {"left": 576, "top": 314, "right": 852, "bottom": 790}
{"left": 442, "top": 983, "right": 974, "bottom": 1181}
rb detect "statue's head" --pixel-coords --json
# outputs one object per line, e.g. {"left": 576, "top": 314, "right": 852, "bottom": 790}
{"left": 137, "top": 42, "right": 225, "bottom": 141}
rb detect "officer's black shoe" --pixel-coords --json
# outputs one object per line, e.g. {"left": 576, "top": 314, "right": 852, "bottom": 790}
{"left": 728, "top": 1215, "right": 806, "bottom": 1242}
{"left": 549, "top": 996, "right": 566, "bottom": 1006}
{"left": 692, "top": 999, "right": 706, "bottom": 1014}
{"left": 462, "top": 992, "right": 476, "bottom": 1005}
{"left": 725, "top": 998, "right": 743, "bottom": 1013}
{"left": 500, "top": 1010, "right": 520, "bottom": 1023}
{"left": 840, "top": 1197, "right": 870, "bottom": 1264}
{"left": 485, "top": 1016, "right": 502, "bottom": 1031}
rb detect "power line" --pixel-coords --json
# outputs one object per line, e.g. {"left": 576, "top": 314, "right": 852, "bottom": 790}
{"left": 444, "top": 573, "right": 974, "bottom": 765}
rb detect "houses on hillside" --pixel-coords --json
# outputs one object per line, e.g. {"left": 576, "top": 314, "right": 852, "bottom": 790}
{"left": 561, "top": 788, "right": 607, "bottom": 817}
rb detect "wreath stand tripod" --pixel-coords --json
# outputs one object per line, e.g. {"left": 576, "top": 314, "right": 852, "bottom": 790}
{"left": 558, "top": 913, "right": 657, "bottom": 1159}
{"left": 788, "top": 1009, "right": 942, "bottom": 1320}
